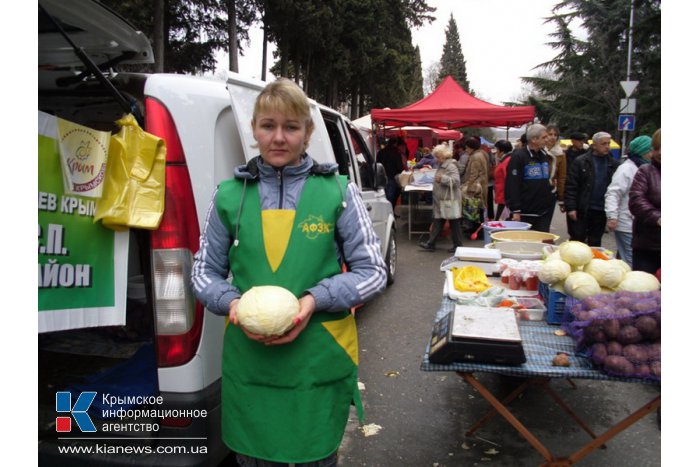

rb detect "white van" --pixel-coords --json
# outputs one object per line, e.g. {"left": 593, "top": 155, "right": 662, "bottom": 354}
{"left": 38, "top": 1, "right": 396, "bottom": 465}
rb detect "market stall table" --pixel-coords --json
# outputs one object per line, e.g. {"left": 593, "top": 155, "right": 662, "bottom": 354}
{"left": 403, "top": 183, "right": 433, "bottom": 240}
{"left": 421, "top": 297, "right": 660, "bottom": 466}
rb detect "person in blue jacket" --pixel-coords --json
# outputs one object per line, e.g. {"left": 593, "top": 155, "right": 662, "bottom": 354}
{"left": 414, "top": 148, "right": 438, "bottom": 169}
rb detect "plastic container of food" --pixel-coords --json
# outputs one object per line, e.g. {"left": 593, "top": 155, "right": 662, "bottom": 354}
{"left": 515, "top": 297, "right": 546, "bottom": 321}
{"left": 490, "top": 230, "right": 560, "bottom": 244}
{"left": 482, "top": 221, "right": 531, "bottom": 244}
{"left": 485, "top": 241, "right": 547, "bottom": 260}
{"left": 507, "top": 265, "right": 525, "bottom": 290}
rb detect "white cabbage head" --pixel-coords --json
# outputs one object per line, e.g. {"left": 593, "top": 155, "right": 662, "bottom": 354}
{"left": 545, "top": 250, "right": 562, "bottom": 262}
{"left": 584, "top": 258, "right": 625, "bottom": 289}
{"left": 610, "top": 259, "right": 632, "bottom": 274}
{"left": 559, "top": 241, "right": 593, "bottom": 267}
{"left": 564, "top": 271, "right": 601, "bottom": 299}
{"left": 237, "top": 286, "right": 300, "bottom": 336}
{"left": 538, "top": 259, "right": 572, "bottom": 284}
{"left": 617, "top": 271, "right": 661, "bottom": 292}
{"left": 551, "top": 281, "right": 566, "bottom": 294}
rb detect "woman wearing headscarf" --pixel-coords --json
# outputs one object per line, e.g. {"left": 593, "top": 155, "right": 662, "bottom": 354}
{"left": 605, "top": 135, "right": 653, "bottom": 266}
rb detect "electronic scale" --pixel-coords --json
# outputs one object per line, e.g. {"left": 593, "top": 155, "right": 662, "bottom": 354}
{"left": 428, "top": 305, "right": 526, "bottom": 365}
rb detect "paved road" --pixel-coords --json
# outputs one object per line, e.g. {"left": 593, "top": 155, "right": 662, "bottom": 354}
{"left": 338, "top": 208, "right": 661, "bottom": 466}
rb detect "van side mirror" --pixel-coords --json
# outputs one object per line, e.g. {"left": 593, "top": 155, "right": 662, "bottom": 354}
{"left": 375, "top": 163, "right": 388, "bottom": 189}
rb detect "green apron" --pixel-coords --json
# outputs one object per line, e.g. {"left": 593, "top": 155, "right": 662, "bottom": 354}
{"left": 216, "top": 174, "right": 363, "bottom": 463}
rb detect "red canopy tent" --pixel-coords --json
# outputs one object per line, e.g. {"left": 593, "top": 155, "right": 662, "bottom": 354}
{"left": 370, "top": 75, "right": 535, "bottom": 130}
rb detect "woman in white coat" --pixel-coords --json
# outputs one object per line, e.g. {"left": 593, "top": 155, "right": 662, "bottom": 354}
{"left": 604, "top": 135, "right": 653, "bottom": 266}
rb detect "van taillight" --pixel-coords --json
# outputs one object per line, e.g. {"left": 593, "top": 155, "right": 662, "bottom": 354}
{"left": 145, "top": 97, "right": 203, "bottom": 368}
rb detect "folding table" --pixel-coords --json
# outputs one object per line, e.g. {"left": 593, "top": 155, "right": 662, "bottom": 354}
{"left": 421, "top": 297, "right": 661, "bottom": 466}
{"left": 403, "top": 184, "right": 433, "bottom": 240}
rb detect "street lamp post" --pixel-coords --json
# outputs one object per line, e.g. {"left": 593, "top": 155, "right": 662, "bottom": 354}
{"left": 620, "top": 0, "right": 635, "bottom": 158}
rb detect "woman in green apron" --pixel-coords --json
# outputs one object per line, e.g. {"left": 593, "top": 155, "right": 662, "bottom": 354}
{"left": 191, "top": 78, "right": 387, "bottom": 466}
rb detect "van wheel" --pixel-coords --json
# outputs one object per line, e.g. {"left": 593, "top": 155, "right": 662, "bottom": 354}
{"left": 385, "top": 229, "right": 397, "bottom": 286}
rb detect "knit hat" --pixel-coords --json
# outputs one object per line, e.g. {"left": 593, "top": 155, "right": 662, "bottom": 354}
{"left": 628, "top": 135, "right": 652, "bottom": 157}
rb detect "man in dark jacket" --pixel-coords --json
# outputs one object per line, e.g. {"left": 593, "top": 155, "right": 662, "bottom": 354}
{"left": 565, "top": 131, "right": 620, "bottom": 246}
{"left": 564, "top": 132, "right": 589, "bottom": 238}
{"left": 505, "top": 123, "right": 555, "bottom": 232}
{"left": 565, "top": 132, "right": 588, "bottom": 169}
{"left": 377, "top": 137, "right": 405, "bottom": 209}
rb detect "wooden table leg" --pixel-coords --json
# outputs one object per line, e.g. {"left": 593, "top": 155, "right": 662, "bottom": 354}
{"left": 465, "top": 376, "right": 532, "bottom": 436}
{"left": 460, "top": 372, "right": 555, "bottom": 463}
{"left": 540, "top": 380, "right": 606, "bottom": 448}
{"left": 564, "top": 395, "right": 661, "bottom": 465}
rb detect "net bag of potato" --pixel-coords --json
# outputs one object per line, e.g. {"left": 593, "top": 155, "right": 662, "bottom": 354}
{"left": 562, "top": 290, "right": 661, "bottom": 381}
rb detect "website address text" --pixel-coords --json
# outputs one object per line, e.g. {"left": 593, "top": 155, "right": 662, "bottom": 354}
{"left": 57, "top": 443, "right": 207, "bottom": 455}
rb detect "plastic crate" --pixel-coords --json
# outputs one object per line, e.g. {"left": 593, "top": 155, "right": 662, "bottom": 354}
{"left": 539, "top": 282, "right": 568, "bottom": 325}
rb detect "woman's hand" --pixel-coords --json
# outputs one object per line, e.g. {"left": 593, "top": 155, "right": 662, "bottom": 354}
{"left": 228, "top": 298, "right": 240, "bottom": 325}
{"left": 265, "top": 293, "right": 316, "bottom": 346}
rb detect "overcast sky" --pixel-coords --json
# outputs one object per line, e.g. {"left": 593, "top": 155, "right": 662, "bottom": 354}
{"left": 412, "top": 0, "right": 582, "bottom": 104}
{"left": 228, "top": 0, "right": 582, "bottom": 105}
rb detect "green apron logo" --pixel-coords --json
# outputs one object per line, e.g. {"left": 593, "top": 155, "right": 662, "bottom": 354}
{"left": 297, "top": 215, "right": 334, "bottom": 240}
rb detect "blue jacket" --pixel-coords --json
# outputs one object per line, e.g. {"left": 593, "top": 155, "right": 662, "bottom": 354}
{"left": 414, "top": 153, "right": 438, "bottom": 169}
{"left": 191, "top": 154, "right": 387, "bottom": 315}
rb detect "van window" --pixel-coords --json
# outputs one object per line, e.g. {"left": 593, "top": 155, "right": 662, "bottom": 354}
{"left": 348, "top": 127, "right": 375, "bottom": 190}
{"left": 323, "top": 118, "right": 349, "bottom": 176}
{"left": 322, "top": 114, "right": 360, "bottom": 188}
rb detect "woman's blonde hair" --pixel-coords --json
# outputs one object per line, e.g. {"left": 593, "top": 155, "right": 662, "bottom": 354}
{"left": 432, "top": 143, "right": 452, "bottom": 160}
{"left": 251, "top": 78, "right": 315, "bottom": 136}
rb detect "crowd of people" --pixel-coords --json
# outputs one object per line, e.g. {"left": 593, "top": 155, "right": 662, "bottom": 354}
{"left": 398, "top": 124, "right": 660, "bottom": 276}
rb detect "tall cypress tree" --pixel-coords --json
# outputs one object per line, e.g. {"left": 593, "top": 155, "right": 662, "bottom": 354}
{"left": 406, "top": 45, "right": 425, "bottom": 104}
{"left": 437, "top": 13, "right": 469, "bottom": 93}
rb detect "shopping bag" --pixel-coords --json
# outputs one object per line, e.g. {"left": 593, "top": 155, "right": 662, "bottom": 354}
{"left": 439, "top": 199, "right": 461, "bottom": 219}
{"left": 93, "top": 114, "right": 166, "bottom": 231}
{"left": 438, "top": 179, "right": 461, "bottom": 219}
